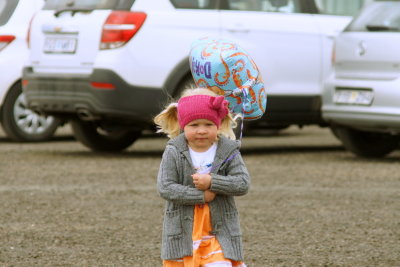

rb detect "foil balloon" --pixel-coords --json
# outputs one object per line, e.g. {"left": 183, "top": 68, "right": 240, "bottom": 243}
{"left": 189, "top": 37, "right": 267, "bottom": 120}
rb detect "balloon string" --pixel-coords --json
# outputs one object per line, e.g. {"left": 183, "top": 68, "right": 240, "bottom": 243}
{"left": 230, "top": 87, "right": 249, "bottom": 141}
{"left": 209, "top": 150, "right": 241, "bottom": 173}
{"left": 209, "top": 89, "right": 248, "bottom": 173}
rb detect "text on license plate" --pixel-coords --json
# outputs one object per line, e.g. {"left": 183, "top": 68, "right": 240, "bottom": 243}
{"left": 43, "top": 38, "right": 77, "bottom": 54}
{"left": 333, "top": 89, "right": 374, "bottom": 106}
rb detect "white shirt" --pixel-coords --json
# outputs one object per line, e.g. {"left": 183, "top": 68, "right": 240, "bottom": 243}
{"left": 189, "top": 143, "right": 217, "bottom": 174}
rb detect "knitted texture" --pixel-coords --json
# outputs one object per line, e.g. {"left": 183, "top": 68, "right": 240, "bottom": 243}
{"left": 177, "top": 95, "right": 229, "bottom": 129}
{"left": 157, "top": 134, "right": 250, "bottom": 261}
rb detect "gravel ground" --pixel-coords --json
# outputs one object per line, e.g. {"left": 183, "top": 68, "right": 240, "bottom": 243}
{"left": 0, "top": 125, "right": 399, "bottom": 266}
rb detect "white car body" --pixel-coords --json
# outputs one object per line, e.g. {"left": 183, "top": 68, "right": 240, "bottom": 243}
{"left": 0, "top": 0, "right": 60, "bottom": 141}
{"left": 24, "top": 0, "right": 356, "bottom": 151}
{"left": 28, "top": 1, "right": 351, "bottom": 95}
{"left": 322, "top": 1, "right": 400, "bottom": 157}
{"left": 0, "top": 0, "right": 43, "bottom": 105}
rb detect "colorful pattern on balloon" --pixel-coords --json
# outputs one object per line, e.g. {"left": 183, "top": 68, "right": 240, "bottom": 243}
{"left": 189, "top": 37, "right": 267, "bottom": 120}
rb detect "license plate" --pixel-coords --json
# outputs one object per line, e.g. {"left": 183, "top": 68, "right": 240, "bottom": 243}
{"left": 43, "top": 38, "right": 77, "bottom": 54}
{"left": 333, "top": 89, "right": 374, "bottom": 105}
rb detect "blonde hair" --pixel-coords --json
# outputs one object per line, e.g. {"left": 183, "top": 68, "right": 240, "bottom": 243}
{"left": 154, "top": 88, "right": 237, "bottom": 139}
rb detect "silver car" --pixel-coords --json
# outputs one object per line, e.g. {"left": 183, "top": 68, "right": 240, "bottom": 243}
{"left": 322, "top": 0, "right": 400, "bottom": 158}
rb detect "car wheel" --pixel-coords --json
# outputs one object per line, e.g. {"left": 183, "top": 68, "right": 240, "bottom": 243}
{"left": 333, "top": 126, "right": 399, "bottom": 158}
{"left": 173, "top": 74, "right": 196, "bottom": 98}
{"left": 70, "top": 120, "right": 141, "bottom": 152}
{"left": 1, "top": 82, "right": 60, "bottom": 142}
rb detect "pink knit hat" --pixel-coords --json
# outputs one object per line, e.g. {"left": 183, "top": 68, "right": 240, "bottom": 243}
{"left": 177, "top": 95, "right": 229, "bottom": 129}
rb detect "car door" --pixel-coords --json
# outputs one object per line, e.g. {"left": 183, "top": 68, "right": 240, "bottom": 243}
{"left": 127, "top": 0, "right": 221, "bottom": 88}
{"left": 219, "top": 0, "right": 322, "bottom": 96}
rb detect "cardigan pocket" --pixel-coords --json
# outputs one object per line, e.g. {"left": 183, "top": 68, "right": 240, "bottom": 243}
{"left": 165, "top": 209, "right": 182, "bottom": 236}
{"left": 225, "top": 211, "right": 242, "bottom": 237}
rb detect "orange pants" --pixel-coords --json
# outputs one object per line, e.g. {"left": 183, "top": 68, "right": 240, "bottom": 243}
{"left": 163, "top": 204, "right": 246, "bottom": 267}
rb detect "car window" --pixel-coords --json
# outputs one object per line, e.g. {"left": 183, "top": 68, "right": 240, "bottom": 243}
{"left": 0, "top": 0, "right": 19, "bottom": 26}
{"left": 0, "top": 0, "right": 5, "bottom": 13}
{"left": 44, "top": 0, "right": 135, "bottom": 10}
{"left": 170, "top": 0, "right": 218, "bottom": 9}
{"left": 224, "top": 0, "right": 301, "bottom": 13}
{"left": 345, "top": 2, "right": 400, "bottom": 32}
{"left": 170, "top": 0, "right": 300, "bottom": 11}
{"left": 315, "top": 0, "right": 372, "bottom": 16}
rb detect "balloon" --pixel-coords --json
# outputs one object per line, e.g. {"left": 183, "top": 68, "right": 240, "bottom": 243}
{"left": 189, "top": 37, "right": 267, "bottom": 120}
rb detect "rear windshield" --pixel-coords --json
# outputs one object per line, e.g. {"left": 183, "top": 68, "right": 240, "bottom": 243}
{"left": 346, "top": 2, "right": 400, "bottom": 32}
{"left": 44, "top": 0, "right": 135, "bottom": 11}
{"left": 170, "top": 0, "right": 218, "bottom": 9}
{"left": 0, "top": 0, "right": 18, "bottom": 26}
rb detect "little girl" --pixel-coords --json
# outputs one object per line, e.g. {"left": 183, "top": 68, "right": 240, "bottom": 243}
{"left": 154, "top": 88, "right": 250, "bottom": 266}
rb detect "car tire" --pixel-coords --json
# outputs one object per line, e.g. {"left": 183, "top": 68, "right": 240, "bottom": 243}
{"left": 1, "top": 82, "right": 60, "bottom": 142}
{"left": 70, "top": 120, "right": 141, "bottom": 152}
{"left": 173, "top": 74, "right": 196, "bottom": 98}
{"left": 332, "top": 126, "right": 399, "bottom": 158}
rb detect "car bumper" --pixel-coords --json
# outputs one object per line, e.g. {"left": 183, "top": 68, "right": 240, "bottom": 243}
{"left": 245, "top": 95, "right": 325, "bottom": 129}
{"left": 23, "top": 67, "right": 168, "bottom": 125}
{"left": 322, "top": 75, "right": 400, "bottom": 133}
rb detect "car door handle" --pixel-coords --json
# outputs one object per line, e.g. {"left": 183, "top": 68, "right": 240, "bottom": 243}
{"left": 226, "top": 25, "right": 250, "bottom": 33}
{"left": 227, "top": 28, "right": 250, "bottom": 33}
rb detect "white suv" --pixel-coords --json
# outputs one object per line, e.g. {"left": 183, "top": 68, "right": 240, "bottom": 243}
{"left": 0, "top": 0, "right": 61, "bottom": 141}
{"left": 24, "top": 0, "right": 357, "bottom": 151}
{"left": 322, "top": 0, "right": 400, "bottom": 158}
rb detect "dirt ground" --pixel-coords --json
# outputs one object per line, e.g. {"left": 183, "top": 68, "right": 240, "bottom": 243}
{"left": 0, "top": 125, "right": 399, "bottom": 266}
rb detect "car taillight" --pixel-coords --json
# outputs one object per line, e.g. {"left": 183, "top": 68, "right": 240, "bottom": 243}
{"left": 100, "top": 11, "right": 147, "bottom": 50}
{"left": 0, "top": 35, "right": 16, "bottom": 52}
{"left": 90, "top": 82, "right": 116, "bottom": 90}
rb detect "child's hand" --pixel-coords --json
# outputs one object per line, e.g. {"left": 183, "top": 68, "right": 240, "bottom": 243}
{"left": 204, "top": 190, "right": 216, "bottom": 203}
{"left": 192, "top": 173, "right": 212, "bottom": 190}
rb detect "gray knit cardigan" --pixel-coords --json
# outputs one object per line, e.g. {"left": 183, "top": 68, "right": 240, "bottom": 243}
{"left": 157, "top": 133, "right": 250, "bottom": 261}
